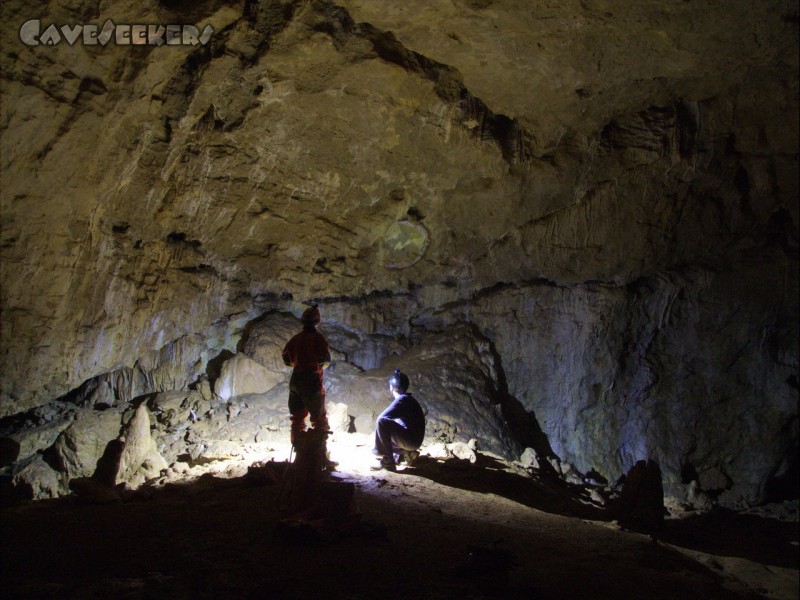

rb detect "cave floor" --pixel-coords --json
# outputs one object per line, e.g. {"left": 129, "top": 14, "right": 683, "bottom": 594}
{"left": 1, "top": 442, "right": 797, "bottom": 600}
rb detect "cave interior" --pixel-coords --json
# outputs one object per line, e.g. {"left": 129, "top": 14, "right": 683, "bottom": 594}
{"left": 0, "top": 0, "right": 798, "bottom": 598}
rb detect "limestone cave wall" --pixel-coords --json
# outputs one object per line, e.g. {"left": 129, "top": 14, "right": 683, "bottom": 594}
{"left": 0, "top": 0, "right": 797, "bottom": 507}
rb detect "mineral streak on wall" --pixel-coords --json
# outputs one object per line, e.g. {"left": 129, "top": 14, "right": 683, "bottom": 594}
{"left": 0, "top": 0, "right": 797, "bottom": 507}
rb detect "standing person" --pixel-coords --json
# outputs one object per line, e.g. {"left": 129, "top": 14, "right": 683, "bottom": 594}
{"left": 282, "top": 305, "right": 331, "bottom": 446}
{"left": 372, "top": 369, "right": 426, "bottom": 471}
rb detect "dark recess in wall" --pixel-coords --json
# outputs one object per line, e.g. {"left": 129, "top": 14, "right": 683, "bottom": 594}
{"left": 205, "top": 349, "right": 235, "bottom": 386}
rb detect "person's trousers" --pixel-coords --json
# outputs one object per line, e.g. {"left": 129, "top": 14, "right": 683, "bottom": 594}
{"left": 373, "top": 416, "right": 422, "bottom": 458}
{"left": 288, "top": 371, "right": 328, "bottom": 443}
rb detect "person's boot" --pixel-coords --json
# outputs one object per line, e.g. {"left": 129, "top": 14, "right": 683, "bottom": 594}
{"left": 290, "top": 417, "right": 306, "bottom": 448}
{"left": 370, "top": 456, "right": 396, "bottom": 472}
{"left": 307, "top": 426, "right": 336, "bottom": 470}
{"left": 395, "top": 450, "right": 420, "bottom": 466}
{"left": 322, "top": 437, "right": 338, "bottom": 470}
{"left": 405, "top": 450, "right": 420, "bottom": 466}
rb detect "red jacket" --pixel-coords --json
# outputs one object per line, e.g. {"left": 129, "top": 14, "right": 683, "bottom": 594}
{"left": 282, "top": 328, "right": 331, "bottom": 377}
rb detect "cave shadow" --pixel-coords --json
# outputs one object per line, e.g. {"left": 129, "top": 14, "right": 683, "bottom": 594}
{"left": 401, "top": 454, "right": 606, "bottom": 521}
{"left": 0, "top": 462, "right": 755, "bottom": 600}
{"left": 659, "top": 508, "right": 799, "bottom": 569}
{"left": 454, "top": 326, "right": 800, "bottom": 569}
{"left": 205, "top": 348, "right": 234, "bottom": 385}
{"left": 399, "top": 456, "right": 800, "bottom": 569}
{"left": 469, "top": 324, "right": 559, "bottom": 471}
{"left": 0, "top": 463, "right": 543, "bottom": 599}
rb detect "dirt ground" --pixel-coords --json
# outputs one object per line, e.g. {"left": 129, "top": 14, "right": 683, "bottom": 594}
{"left": 1, "top": 435, "right": 798, "bottom": 600}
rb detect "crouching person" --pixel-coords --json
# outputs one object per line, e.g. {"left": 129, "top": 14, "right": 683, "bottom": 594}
{"left": 372, "top": 369, "right": 425, "bottom": 471}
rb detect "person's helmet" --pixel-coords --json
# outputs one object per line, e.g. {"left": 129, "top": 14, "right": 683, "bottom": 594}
{"left": 389, "top": 369, "right": 410, "bottom": 393}
{"left": 301, "top": 305, "right": 320, "bottom": 326}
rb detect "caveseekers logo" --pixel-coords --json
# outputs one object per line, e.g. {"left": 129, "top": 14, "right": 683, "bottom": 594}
{"left": 19, "top": 19, "right": 214, "bottom": 47}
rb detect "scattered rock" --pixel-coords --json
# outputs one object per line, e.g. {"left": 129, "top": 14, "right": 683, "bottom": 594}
{"left": 448, "top": 442, "right": 477, "bottom": 463}
{"left": 5, "top": 419, "right": 72, "bottom": 466}
{"left": 326, "top": 402, "right": 350, "bottom": 433}
{"left": 561, "top": 462, "right": 585, "bottom": 485}
{"left": 589, "top": 488, "right": 607, "bottom": 506}
{"left": 11, "top": 455, "right": 64, "bottom": 500}
{"left": 518, "top": 447, "right": 539, "bottom": 469}
{"left": 195, "top": 380, "right": 214, "bottom": 402}
{"left": 547, "top": 457, "right": 563, "bottom": 476}
{"left": 424, "top": 443, "right": 450, "bottom": 459}
{"left": 186, "top": 440, "right": 243, "bottom": 463}
{"left": 51, "top": 409, "right": 124, "bottom": 480}
{"left": 687, "top": 480, "right": 714, "bottom": 511}
{"left": 149, "top": 391, "right": 203, "bottom": 429}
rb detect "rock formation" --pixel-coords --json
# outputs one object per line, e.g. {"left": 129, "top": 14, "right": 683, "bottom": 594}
{"left": 0, "top": 0, "right": 797, "bottom": 508}
{"left": 613, "top": 459, "right": 666, "bottom": 532}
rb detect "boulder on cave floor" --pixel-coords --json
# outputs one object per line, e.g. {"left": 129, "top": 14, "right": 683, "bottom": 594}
{"left": 215, "top": 353, "right": 286, "bottom": 401}
{"left": 10, "top": 454, "right": 65, "bottom": 500}
{"left": 50, "top": 409, "right": 125, "bottom": 480}
{"left": 115, "top": 404, "right": 168, "bottom": 487}
{"left": 612, "top": 459, "right": 666, "bottom": 532}
{"left": 1, "top": 418, "right": 73, "bottom": 468}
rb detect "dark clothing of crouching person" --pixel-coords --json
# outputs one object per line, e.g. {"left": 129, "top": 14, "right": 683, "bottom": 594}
{"left": 281, "top": 305, "right": 331, "bottom": 445}
{"left": 372, "top": 369, "right": 425, "bottom": 471}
